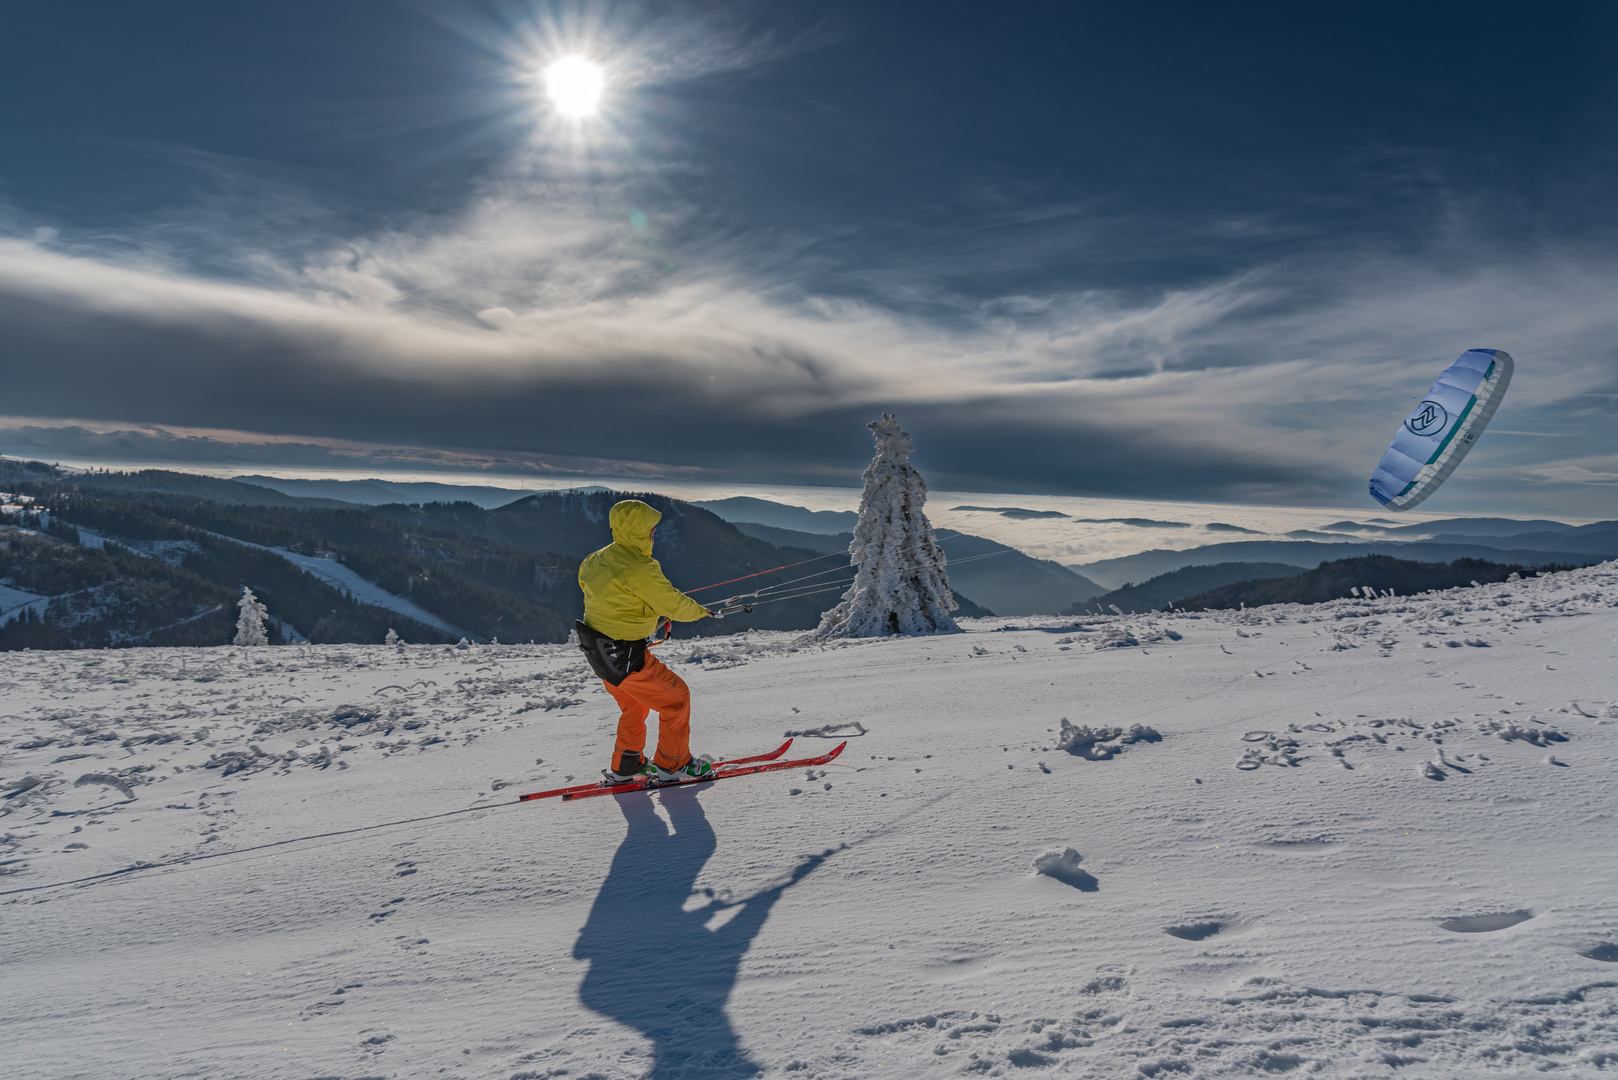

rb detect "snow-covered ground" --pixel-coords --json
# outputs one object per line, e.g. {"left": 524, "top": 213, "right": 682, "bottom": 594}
{"left": 4, "top": 564, "right": 1618, "bottom": 1079}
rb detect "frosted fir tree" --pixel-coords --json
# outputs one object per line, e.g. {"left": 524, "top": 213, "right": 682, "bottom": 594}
{"left": 385, "top": 628, "right": 401, "bottom": 646}
{"left": 234, "top": 586, "right": 270, "bottom": 647}
{"left": 815, "top": 414, "right": 959, "bottom": 638}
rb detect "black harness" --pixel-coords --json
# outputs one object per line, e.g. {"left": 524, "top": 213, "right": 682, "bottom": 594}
{"left": 574, "top": 620, "right": 649, "bottom": 686}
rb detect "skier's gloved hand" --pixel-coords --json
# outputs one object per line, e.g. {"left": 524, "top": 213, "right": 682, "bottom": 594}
{"left": 706, "top": 607, "right": 725, "bottom": 619}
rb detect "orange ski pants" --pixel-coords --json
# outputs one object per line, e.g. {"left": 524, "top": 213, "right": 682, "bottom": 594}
{"left": 603, "top": 651, "right": 692, "bottom": 771}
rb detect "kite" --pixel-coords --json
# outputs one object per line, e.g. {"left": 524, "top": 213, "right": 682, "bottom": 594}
{"left": 1369, "top": 349, "right": 1514, "bottom": 510}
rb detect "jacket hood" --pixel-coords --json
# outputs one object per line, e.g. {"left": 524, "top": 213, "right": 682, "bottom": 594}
{"left": 609, "top": 499, "right": 662, "bottom": 556}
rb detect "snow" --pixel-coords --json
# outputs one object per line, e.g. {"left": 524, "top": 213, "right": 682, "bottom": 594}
{"left": 70, "top": 525, "right": 202, "bottom": 567}
{"left": 73, "top": 523, "right": 111, "bottom": 550}
{"left": 0, "top": 581, "right": 49, "bottom": 620}
{"left": 3, "top": 563, "right": 1618, "bottom": 1078}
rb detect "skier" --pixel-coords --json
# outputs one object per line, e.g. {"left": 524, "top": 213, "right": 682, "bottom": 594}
{"left": 576, "top": 499, "right": 720, "bottom": 785}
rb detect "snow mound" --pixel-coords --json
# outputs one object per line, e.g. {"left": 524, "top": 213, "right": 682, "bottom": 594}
{"left": 1056, "top": 718, "right": 1161, "bottom": 759}
{"left": 1032, "top": 847, "right": 1099, "bottom": 891}
{"left": 1093, "top": 621, "right": 1183, "bottom": 649}
{"left": 1480, "top": 718, "right": 1570, "bottom": 746}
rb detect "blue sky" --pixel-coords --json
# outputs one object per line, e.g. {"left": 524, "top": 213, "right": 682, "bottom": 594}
{"left": 2, "top": 1, "right": 1616, "bottom": 513}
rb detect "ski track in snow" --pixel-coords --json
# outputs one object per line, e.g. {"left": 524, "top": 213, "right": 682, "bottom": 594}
{"left": 2, "top": 565, "right": 1618, "bottom": 1078}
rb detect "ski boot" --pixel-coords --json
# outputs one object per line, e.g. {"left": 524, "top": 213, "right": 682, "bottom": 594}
{"left": 602, "top": 750, "right": 654, "bottom": 785}
{"left": 650, "top": 756, "right": 715, "bottom": 785}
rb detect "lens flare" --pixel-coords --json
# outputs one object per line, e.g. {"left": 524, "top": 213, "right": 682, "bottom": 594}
{"left": 544, "top": 56, "right": 604, "bottom": 118}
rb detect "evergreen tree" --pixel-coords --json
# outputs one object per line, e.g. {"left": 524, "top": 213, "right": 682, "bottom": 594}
{"left": 234, "top": 586, "right": 269, "bottom": 646}
{"left": 816, "top": 414, "right": 958, "bottom": 638}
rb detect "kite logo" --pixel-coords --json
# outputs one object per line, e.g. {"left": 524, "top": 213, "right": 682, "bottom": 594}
{"left": 1406, "top": 400, "right": 1448, "bottom": 437}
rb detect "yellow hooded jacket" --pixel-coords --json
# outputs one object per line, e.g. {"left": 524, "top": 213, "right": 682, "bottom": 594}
{"left": 578, "top": 500, "right": 709, "bottom": 640}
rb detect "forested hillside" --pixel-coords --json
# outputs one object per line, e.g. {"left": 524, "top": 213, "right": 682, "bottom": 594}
{"left": 2, "top": 466, "right": 861, "bottom": 649}
{"left": 1, "top": 510, "right": 452, "bottom": 650}
{"left": 1175, "top": 555, "right": 1579, "bottom": 611}
{"left": 371, "top": 489, "right": 852, "bottom": 630}
{"left": 1068, "top": 561, "right": 1308, "bottom": 614}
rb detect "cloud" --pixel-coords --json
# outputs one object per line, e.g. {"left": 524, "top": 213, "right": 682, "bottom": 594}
{"left": 0, "top": 416, "right": 708, "bottom": 480}
{"left": 3, "top": 132, "right": 1618, "bottom": 510}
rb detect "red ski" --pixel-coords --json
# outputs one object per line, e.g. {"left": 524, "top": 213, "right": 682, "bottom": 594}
{"left": 560, "top": 741, "right": 847, "bottom": 801}
{"left": 517, "top": 739, "right": 795, "bottom": 803}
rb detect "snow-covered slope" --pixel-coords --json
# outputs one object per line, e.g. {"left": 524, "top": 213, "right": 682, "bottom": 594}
{"left": 0, "top": 580, "right": 49, "bottom": 620}
{"left": 267, "top": 544, "right": 467, "bottom": 639}
{"left": 3, "top": 564, "right": 1618, "bottom": 1078}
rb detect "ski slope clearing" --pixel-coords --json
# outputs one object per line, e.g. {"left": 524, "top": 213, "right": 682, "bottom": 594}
{"left": 266, "top": 545, "right": 466, "bottom": 639}
{"left": 191, "top": 527, "right": 468, "bottom": 639}
{"left": 0, "top": 580, "right": 49, "bottom": 620}
{"left": 3, "top": 565, "right": 1618, "bottom": 1079}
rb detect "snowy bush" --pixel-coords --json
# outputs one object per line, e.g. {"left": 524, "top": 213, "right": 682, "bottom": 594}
{"left": 234, "top": 586, "right": 269, "bottom": 647}
{"left": 815, "top": 414, "right": 958, "bottom": 638}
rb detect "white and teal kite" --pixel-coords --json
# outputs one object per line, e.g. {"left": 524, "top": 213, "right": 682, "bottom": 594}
{"left": 1369, "top": 348, "right": 1513, "bottom": 510}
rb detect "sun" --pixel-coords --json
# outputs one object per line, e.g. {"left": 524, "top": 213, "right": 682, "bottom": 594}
{"left": 544, "top": 55, "right": 605, "bottom": 119}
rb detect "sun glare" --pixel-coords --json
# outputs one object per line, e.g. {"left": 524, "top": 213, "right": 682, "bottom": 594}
{"left": 544, "top": 55, "right": 604, "bottom": 118}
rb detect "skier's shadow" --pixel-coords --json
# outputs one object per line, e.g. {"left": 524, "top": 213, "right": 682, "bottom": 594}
{"left": 574, "top": 787, "right": 827, "bottom": 1079}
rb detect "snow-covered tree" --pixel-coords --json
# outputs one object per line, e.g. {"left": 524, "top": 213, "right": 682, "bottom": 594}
{"left": 234, "top": 586, "right": 269, "bottom": 647}
{"left": 815, "top": 414, "right": 959, "bottom": 638}
{"left": 385, "top": 628, "right": 401, "bottom": 646}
